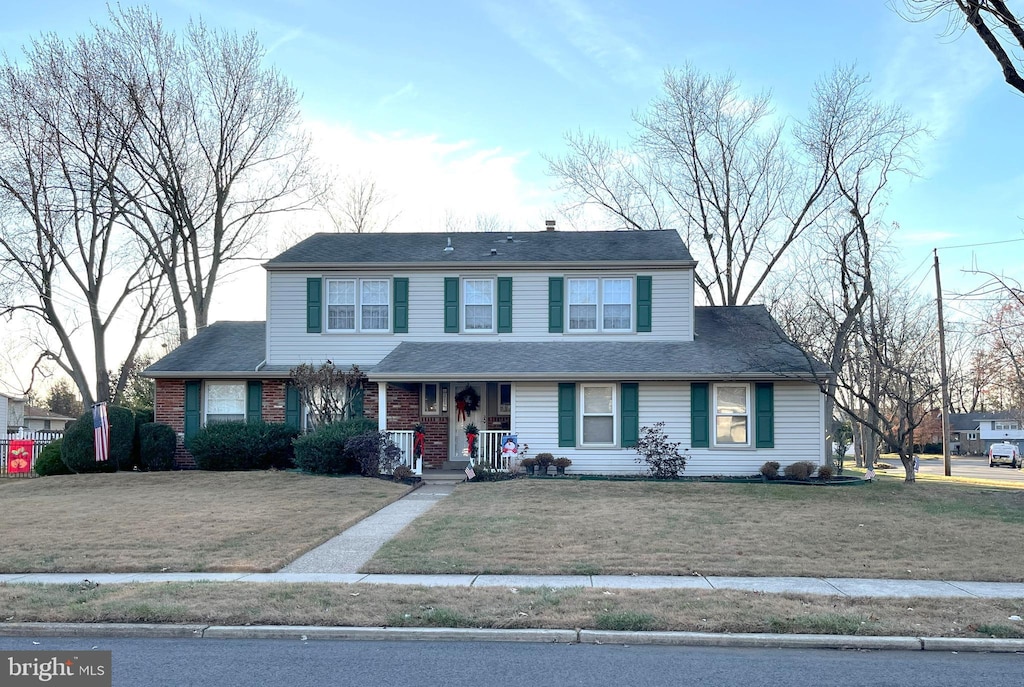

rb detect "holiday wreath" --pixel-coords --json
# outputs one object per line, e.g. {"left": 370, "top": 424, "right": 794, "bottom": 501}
{"left": 454, "top": 385, "right": 480, "bottom": 421}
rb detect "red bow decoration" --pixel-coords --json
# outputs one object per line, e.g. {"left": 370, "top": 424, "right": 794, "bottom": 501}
{"left": 466, "top": 432, "right": 477, "bottom": 458}
{"left": 414, "top": 431, "right": 425, "bottom": 459}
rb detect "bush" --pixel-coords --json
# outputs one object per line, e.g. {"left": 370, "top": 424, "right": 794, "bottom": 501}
{"left": 61, "top": 406, "right": 136, "bottom": 473}
{"left": 139, "top": 423, "right": 178, "bottom": 471}
{"left": 634, "top": 422, "right": 687, "bottom": 478}
{"left": 346, "top": 430, "right": 402, "bottom": 476}
{"left": 392, "top": 464, "right": 414, "bottom": 481}
{"left": 292, "top": 418, "right": 378, "bottom": 475}
{"left": 783, "top": 461, "right": 817, "bottom": 480}
{"left": 759, "top": 461, "right": 780, "bottom": 479}
{"left": 817, "top": 465, "right": 834, "bottom": 481}
{"left": 34, "top": 438, "right": 72, "bottom": 476}
{"left": 186, "top": 421, "right": 299, "bottom": 471}
{"left": 131, "top": 408, "right": 155, "bottom": 467}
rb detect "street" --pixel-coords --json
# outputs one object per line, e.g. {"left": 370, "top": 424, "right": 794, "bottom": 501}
{"left": 874, "top": 456, "right": 1024, "bottom": 483}
{"left": 1, "top": 636, "right": 1021, "bottom": 687}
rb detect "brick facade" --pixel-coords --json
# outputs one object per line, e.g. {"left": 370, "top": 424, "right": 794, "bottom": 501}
{"left": 382, "top": 383, "right": 449, "bottom": 469}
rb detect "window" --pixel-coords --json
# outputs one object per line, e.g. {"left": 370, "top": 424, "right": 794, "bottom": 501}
{"left": 714, "top": 384, "right": 749, "bottom": 446}
{"left": 968, "top": 432, "right": 978, "bottom": 440}
{"left": 952, "top": 432, "right": 960, "bottom": 441}
{"left": 498, "top": 383, "right": 512, "bottom": 415}
{"left": 205, "top": 382, "right": 246, "bottom": 424}
{"left": 567, "top": 278, "right": 632, "bottom": 332}
{"left": 422, "top": 383, "right": 440, "bottom": 415}
{"left": 326, "top": 278, "right": 390, "bottom": 332}
{"left": 581, "top": 383, "right": 616, "bottom": 446}
{"left": 463, "top": 279, "right": 494, "bottom": 331}
{"left": 994, "top": 421, "right": 1019, "bottom": 431}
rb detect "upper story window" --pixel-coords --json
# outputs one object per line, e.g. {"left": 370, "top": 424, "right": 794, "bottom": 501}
{"left": 568, "top": 278, "right": 632, "bottom": 332}
{"left": 714, "top": 383, "right": 749, "bottom": 446}
{"left": 464, "top": 278, "right": 494, "bottom": 332}
{"left": 326, "top": 278, "right": 390, "bottom": 332}
{"left": 994, "top": 421, "right": 1019, "bottom": 431}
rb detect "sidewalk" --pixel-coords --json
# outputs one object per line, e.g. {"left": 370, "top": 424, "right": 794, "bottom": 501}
{"left": 2, "top": 571, "right": 1023, "bottom": 598}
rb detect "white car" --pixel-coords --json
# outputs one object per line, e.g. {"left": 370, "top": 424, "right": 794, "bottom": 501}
{"left": 988, "top": 442, "right": 1021, "bottom": 469}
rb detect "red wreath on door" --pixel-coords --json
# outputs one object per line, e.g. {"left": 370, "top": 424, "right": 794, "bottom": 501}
{"left": 454, "top": 386, "right": 480, "bottom": 422}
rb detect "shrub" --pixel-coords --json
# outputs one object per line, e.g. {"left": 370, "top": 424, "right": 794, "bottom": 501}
{"left": 61, "top": 406, "right": 136, "bottom": 473}
{"left": 634, "top": 422, "right": 687, "bottom": 478}
{"left": 34, "top": 438, "right": 72, "bottom": 476}
{"left": 783, "top": 461, "right": 817, "bottom": 480}
{"left": 292, "top": 418, "right": 378, "bottom": 475}
{"left": 186, "top": 421, "right": 299, "bottom": 471}
{"left": 817, "top": 465, "right": 834, "bottom": 481}
{"left": 139, "top": 423, "right": 178, "bottom": 471}
{"left": 759, "top": 461, "right": 780, "bottom": 479}
{"left": 346, "top": 430, "right": 402, "bottom": 476}
{"left": 131, "top": 408, "right": 155, "bottom": 467}
{"left": 392, "top": 464, "right": 414, "bottom": 481}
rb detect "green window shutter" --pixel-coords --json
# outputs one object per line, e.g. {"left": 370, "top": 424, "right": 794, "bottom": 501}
{"left": 348, "top": 384, "right": 365, "bottom": 419}
{"left": 690, "top": 382, "right": 709, "bottom": 448}
{"left": 497, "top": 277, "right": 513, "bottom": 333}
{"left": 285, "top": 385, "right": 301, "bottom": 430}
{"left": 755, "top": 382, "right": 775, "bottom": 448}
{"left": 548, "top": 277, "right": 564, "bottom": 333}
{"left": 393, "top": 277, "right": 409, "bottom": 333}
{"left": 184, "top": 381, "right": 200, "bottom": 441}
{"left": 306, "top": 277, "right": 322, "bottom": 333}
{"left": 444, "top": 277, "right": 459, "bottom": 333}
{"left": 246, "top": 381, "right": 262, "bottom": 423}
{"left": 558, "top": 382, "right": 576, "bottom": 447}
{"left": 621, "top": 383, "right": 639, "bottom": 448}
{"left": 636, "top": 276, "right": 652, "bottom": 333}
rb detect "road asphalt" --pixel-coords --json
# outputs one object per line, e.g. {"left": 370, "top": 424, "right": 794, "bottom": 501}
{"left": 2, "top": 481, "right": 1022, "bottom": 652}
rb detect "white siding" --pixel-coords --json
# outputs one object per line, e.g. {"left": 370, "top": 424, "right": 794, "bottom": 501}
{"left": 0, "top": 396, "right": 8, "bottom": 432}
{"left": 512, "top": 380, "right": 824, "bottom": 477}
{"left": 266, "top": 268, "right": 694, "bottom": 366}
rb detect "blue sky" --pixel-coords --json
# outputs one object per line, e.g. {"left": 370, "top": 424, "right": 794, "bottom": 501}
{"left": 2, "top": 0, "right": 1022, "bottom": 327}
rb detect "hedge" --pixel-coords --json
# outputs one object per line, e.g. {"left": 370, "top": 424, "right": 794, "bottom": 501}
{"left": 139, "top": 423, "right": 177, "bottom": 471}
{"left": 34, "top": 438, "right": 72, "bottom": 476}
{"left": 185, "top": 421, "right": 299, "bottom": 471}
{"left": 292, "top": 418, "right": 378, "bottom": 475}
{"left": 61, "top": 406, "right": 136, "bottom": 473}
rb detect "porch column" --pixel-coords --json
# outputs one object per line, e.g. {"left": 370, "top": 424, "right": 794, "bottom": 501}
{"left": 378, "top": 382, "right": 387, "bottom": 433}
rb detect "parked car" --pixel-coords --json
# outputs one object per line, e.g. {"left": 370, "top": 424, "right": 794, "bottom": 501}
{"left": 988, "top": 442, "right": 1021, "bottom": 469}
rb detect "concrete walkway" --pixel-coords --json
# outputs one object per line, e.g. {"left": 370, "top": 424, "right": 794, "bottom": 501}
{"left": 279, "top": 483, "right": 456, "bottom": 574}
{"left": 2, "top": 571, "right": 1023, "bottom": 598}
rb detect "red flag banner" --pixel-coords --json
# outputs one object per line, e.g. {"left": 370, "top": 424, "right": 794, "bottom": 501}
{"left": 6, "top": 440, "right": 33, "bottom": 474}
{"left": 93, "top": 403, "right": 110, "bottom": 462}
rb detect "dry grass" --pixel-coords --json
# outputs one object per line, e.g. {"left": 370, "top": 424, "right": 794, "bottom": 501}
{"left": 1, "top": 582, "right": 1021, "bottom": 638}
{"left": 364, "top": 478, "right": 1024, "bottom": 581}
{"left": 0, "top": 472, "right": 409, "bottom": 573}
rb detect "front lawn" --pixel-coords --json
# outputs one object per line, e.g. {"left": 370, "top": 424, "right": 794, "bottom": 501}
{"left": 0, "top": 471, "right": 410, "bottom": 572}
{"left": 364, "top": 478, "right": 1024, "bottom": 581}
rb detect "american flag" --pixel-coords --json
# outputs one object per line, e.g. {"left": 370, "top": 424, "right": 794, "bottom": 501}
{"left": 93, "top": 402, "right": 110, "bottom": 462}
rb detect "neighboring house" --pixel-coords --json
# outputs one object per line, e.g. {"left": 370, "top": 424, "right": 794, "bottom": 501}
{"left": 1, "top": 391, "right": 26, "bottom": 433}
{"left": 145, "top": 229, "right": 830, "bottom": 474}
{"left": 22, "top": 405, "right": 76, "bottom": 432}
{"left": 947, "top": 411, "right": 1024, "bottom": 455}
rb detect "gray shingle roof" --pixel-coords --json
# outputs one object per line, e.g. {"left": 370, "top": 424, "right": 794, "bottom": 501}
{"left": 143, "top": 321, "right": 268, "bottom": 378}
{"left": 370, "top": 306, "right": 828, "bottom": 381}
{"left": 948, "top": 411, "right": 1024, "bottom": 431}
{"left": 263, "top": 230, "right": 694, "bottom": 268}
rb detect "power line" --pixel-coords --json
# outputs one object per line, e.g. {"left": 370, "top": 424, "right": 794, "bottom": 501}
{"left": 935, "top": 237, "right": 1024, "bottom": 251}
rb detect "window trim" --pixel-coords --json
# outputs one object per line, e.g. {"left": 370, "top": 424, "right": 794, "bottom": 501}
{"left": 713, "top": 383, "right": 751, "bottom": 447}
{"left": 566, "top": 277, "right": 634, "bottom": 333}
{"left": 462, "top": 277, "right": 495, "bottom": 333}
{"left": 579, "top": 382, "right": 617, "bottom": 447}
{"left": 324, "top": 277, "right": 391, "bottom": 333}
{"left": 204, "top": 381, "right": 247, "bottom": 425}
{"left": 498, "top": 383, "right": 512, "bottom": 415}
{"left": 421, "top": 382, "right": 440, "bottom": 416}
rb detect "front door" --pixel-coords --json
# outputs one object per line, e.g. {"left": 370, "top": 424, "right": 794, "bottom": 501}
{"left": 450, "top": 382, "right": 486, "bottom": 461}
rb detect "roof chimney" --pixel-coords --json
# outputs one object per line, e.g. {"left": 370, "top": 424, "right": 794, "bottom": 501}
{"left": 545, "top": 220, "right": 556, "bottom": 232}
{"left": 443, "top": 237, "right": 453, "bottom": 253}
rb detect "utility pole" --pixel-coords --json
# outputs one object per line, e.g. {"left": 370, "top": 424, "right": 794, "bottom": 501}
{"left": 934, "top": 249, "right": 952, "bottom": 477}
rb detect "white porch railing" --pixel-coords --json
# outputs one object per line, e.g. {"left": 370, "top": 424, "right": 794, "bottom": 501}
{"left": 472, "top": 430, "right": 516, "bottom": 472}
{"left": 387, "top": 430, "right": 421, "bottom": 475}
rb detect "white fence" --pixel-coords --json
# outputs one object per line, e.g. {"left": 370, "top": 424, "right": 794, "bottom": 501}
{"left": 1, "top": 431, "right": 63, "bottom": 477}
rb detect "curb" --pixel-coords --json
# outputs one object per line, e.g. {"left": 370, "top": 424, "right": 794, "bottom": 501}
{"left": 2, "top": 623, "right": 1022, "bottom": 652}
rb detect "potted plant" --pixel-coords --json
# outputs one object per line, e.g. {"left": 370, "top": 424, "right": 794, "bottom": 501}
{"left": 521, "top": 457, "right": 537, "bottom": 475}
{"left": 465, "top": 422, "right": 479, "bottom": 460}
{"left": 535, "top": 452, "right": 554, "bottom": 476}
{"left": 553, "top": 456, "right": 572, "bottom": 475}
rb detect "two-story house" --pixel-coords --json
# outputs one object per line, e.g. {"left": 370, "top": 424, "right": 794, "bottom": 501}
{"left": 145, "top": 229, "right": 830, "bottom": 475}
{"left": 947, "top": 411, "right": 1024, "bottom": 455}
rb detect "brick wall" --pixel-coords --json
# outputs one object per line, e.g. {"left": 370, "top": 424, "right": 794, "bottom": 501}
{"left": 154, "top": 379, "right": 194, "bottom": 468}
{"left": 383, "top": 383, "right": 449, "bottom": 469}
{"left": 262, "top": 380, "right": 287, "bottom": 422}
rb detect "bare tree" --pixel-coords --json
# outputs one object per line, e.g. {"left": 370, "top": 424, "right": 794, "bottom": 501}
{"left": 900, "top": 0, "right": 1024, "bottom": 95}
{"left": 99, "top": 6, "right": 322, "bottom": 344}
{"left": 323, "top": 173, "right": 399, "bottom": 234}
{"left": 0, "top": 32, "right": 172, "bottom": 406}
{"left": 548, "top": 65, "right": 846, "bottom": 305}
{"left": 289, "top": 362, "right": 367, "bottom": 428}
